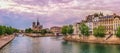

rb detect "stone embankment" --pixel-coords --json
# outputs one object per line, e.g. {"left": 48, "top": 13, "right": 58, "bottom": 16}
{"left": 25, "top": 33, "right": 55, "bottom": 37}
{"left": 64, "top": 35, "right": 120, "bottom": 44}
{"left": 0, "top": 35, "right": 15, "bottom": 49}
{"left": 25, "top": 33, "right": 43, "bottom": 37}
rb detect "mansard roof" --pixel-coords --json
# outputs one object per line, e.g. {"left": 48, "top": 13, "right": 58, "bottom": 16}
{"left": 85, "top": 13, "right": 120, "bottom": 22}
{"left": 100, "top": 14, "right": 120, "bottom": 19}
{"left": 100, "top": 15, "right": 114, "bottom": 19}
{"left": 86, "top": 15, "right": 93, "bottom": 22}
{"left": 114, "top": 15, "right": 120, "bottom": 18}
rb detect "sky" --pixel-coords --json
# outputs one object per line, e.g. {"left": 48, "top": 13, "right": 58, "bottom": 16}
{"left": 0, "top": 0, "right": 119, "bottom": 29}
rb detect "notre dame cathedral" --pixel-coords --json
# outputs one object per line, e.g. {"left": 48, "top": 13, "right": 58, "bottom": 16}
{"left": 32, "top": 19, "right": 43, "bottom": 31}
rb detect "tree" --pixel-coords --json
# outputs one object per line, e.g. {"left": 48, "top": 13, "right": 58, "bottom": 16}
{"left": 79, "top": 23, "right": 89, "bottom": 36}
{"left": 93, "top": 26, "right": 105, "bottom": 37}
{"left": 67, "top": 25, "right": 74, "bottom": 35}
{"left": 40, "top": 29, "right": 47, "bottom": 35}
{"left": 61, "top": 26, "right": 68, "bottom": 35}
{"left": 0, "top": 25, "right": 18, "bottom": 35}
{"left": 0, "top": 26, "right": 5, "bottom": 35}
{"left": 93, "top": 28, "right": 98, "bottom": 37}
{"left": 25, "top": 28, "right": 33, "bottom": 33}
{"left": 116, "top": 26, "right": 120, "bottom": 38}
{"left": 5, "top": 27, "right": 14, "bottom": 35}
{"left": 61, "top": 25, "right": 74, "bottom": 36}
{"left": 13, "top": 29, "right": 19, "bottom": 33}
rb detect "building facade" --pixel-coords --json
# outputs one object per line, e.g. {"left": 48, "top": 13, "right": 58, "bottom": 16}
{"left": 32, "top": 19, "right": 43, "bottom": 31}
{"left": 85, "top": 15, "right": 94, "bottom": 34}
{"left": 73, "top": 22, "right": 81, "bottom": 35}
{"left": 92, "top": 13, "right": 120, "bottom": 34}
{"left": 50, "top": 26, "right": 62, "bottom": 36}
{"left": 74, "top": 13, "right": 120, "bottom": 35}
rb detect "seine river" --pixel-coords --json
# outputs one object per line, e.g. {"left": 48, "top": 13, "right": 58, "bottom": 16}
{"left": 0, "top": 34, "right": 120, "bottom": 53}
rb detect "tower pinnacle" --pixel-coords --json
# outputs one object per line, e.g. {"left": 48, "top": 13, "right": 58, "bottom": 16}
{"left": 37, "top": 18, "right": 40, "bottom": 26}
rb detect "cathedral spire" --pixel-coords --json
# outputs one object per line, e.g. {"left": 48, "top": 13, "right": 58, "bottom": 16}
{"left": 37, "top": 18, "right": 39, "bottom": 22}
{"left": 37, "top": 18, "right": 40, "bottom": 26}
{"left": 100, "top": 12, "right": 103, "bottom": 16}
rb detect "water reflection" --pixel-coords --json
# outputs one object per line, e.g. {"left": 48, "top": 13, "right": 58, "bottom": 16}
{"left": 0, "top": 35, "right": 120, "bottom": 53}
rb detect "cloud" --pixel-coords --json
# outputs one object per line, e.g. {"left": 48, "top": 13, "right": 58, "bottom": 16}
{"left": 0, "top": 0, "right": 119, "bottom": 29}
{"left": 0, "top": 1, "right": 48, "bottom": 14}
{"left": 0, "top": 0, "right": 116, "bottom": 15}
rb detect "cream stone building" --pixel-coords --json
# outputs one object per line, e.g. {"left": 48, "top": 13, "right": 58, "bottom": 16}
{"left": 85, "top": 15, "right": 94, "bottom": 34}
{"left": 73, "top": 22, "right": 81, "bottom": 35}
{"left": 50, "top": 26, "right": 62, "bottom": 36}
{"left": 74, "top": 13, "right": 120, "bottom": 35}
{"left": 92, "top": 13, "right": 120, "bottom": 34}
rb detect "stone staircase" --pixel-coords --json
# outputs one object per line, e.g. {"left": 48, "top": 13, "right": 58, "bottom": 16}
{"left": 105, "top": 34, "right": 113, "bottom": 40}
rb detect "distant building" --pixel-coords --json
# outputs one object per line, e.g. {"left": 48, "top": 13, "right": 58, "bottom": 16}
{"left": 73, "top": 22, "right": 81, "bottom": 35}
{"left": 92, "top": 13, "right": 104, "bottom": 29}
{"left": 73, "top": 20, "right": 93, "bottom": 35}
{"left": 73, "top": 12, "right": 120, "bottom": 35}
{"left": 44, "top": 28, "right": 50, "bottom": 32}
{"left": 92, "top": 13, "right": 120, "bottom": 34}
{"left": 32, "top": 19, "right": 43, "bottom": 31}
{"left": 50, "top": 26, "right": 62, "bottom": 36}
{"left": 85, "top": 13, "right": 120, "bottom": 34}
{"left": 85, "top": 15, "right": 94, "bottom": 34}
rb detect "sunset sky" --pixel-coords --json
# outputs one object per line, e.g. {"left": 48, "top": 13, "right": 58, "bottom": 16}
{"left": 0, "top": 0, "right": 119, "bottom": 29}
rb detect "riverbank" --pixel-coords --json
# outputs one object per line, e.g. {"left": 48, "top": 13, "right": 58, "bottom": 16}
{"left": 63, "top": 35, "right": 120, "bottom": 45}
{"left": 25, "top": 33, "right": 44, "bottom": 37}
{"left": 25, "top": 33, "right": 55, "bottom": 37}
{"left": 0, "top": 35, "right": 15, "bottom": 49}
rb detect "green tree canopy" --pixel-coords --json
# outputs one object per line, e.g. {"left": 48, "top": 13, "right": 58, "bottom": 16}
{"left": 61, "top": 25, "right": 74, "bottom": 36}
{"left": 0, "top": 26, "right": 5, "bottom": 35}
{"left": 40, "top": 29, "right": 47, "bottom": 35}
{"left": 67, "top": 25, "right": 74, "bottom": 35}
{"left": 79, "top": 23, "right": 89, "bottom": 36}
{"left": 116, "top": 26, "right": 120, "bottom": 38}
{"left": 61, "top": 26, "right": 68, "bottom": 35}
{"left": 93, "top": 26, "right": 105, "bottom": 37}
{"left": 0, "top": 25, "right": 19, "bottom": 35}
{"left": 5, "top": 27, "right": 14, "bottom": 35}
{"left": 25, "top": 28, "right": 33, "bottom": 33}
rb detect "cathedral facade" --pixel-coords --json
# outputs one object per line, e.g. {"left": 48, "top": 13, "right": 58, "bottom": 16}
{"left": 32, "top": 19, "right": 42, "bottom": 31}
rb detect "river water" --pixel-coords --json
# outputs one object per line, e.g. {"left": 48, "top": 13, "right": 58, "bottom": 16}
{"left": 0, "top": 34, "right": 120, "bottom": 53}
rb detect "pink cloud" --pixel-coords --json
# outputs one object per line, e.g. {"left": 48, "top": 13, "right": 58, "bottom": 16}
{"left": 0, "top": 0, "right": 120, "bottom": 29}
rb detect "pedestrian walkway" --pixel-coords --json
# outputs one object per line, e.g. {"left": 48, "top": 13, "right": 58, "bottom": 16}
{"left": 0, "top": 35, "right": 14, "bottom": 49}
